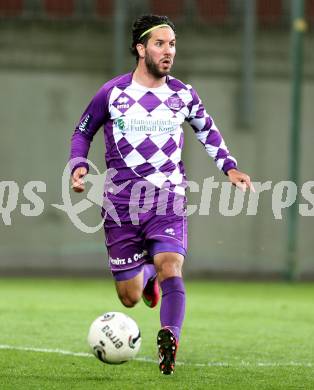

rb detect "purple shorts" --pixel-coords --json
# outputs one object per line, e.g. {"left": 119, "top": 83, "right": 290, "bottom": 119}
{"left": 104, "top": 210, "right": 187, "bottom": 281}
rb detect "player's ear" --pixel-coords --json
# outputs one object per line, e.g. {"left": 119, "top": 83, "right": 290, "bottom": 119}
{"left": 136, "top": 43, "right": 145, "bottom": 59}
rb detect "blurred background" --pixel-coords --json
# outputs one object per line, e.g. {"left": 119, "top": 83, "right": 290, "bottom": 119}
{"left": 0, "top": 0, "right": 313, "bottom": 280}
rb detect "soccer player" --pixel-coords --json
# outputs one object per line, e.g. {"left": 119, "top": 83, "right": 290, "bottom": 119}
{"left": 69, "top": 15, "right": 253, "bottom": 375}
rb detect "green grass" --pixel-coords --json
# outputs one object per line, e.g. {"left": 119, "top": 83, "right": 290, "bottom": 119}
{"left": 0, "top": 279, "right": 313, "bottom": 389}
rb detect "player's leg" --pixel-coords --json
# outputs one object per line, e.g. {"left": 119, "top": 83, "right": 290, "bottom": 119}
{"left": 144, "top": 209, "right": 187, "bottom": 375}
{"left": 142, "top": 262, "right": 159, "bottom": 308}
{"left": 105, "top": 221, "right": 155, "bottom": 308}
{"left": 154, "top": 252, "right": 185, "bottom": 340}
{"left": 113, "top": 259, "right": 159, "bottom": 308}
{"left": 114, "top": 266, "right": 144, "bottom": 307}
{"left": 154, "top": 252, "right": 185, "bottom": 374}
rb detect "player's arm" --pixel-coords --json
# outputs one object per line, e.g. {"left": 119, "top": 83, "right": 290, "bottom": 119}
{"left": 226, "top": 168, "right": 255, "bottom": 192}
{"left": 71, "top": 166, "right": 88, "bottom": 193}
{"left": 69, "top": 86, "right": 109, "bottom": 192}
{"left": 186, "top": 87, "right": 254, "bottom": 192}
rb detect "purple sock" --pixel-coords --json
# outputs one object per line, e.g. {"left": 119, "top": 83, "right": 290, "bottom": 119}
{"left": 160, "top": 276, "right": 186, "bottom": 341}
{"left": 143, "top": 263, "right": 156, "bottom": 289}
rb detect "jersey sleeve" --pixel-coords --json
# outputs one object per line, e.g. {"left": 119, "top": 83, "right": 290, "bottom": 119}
{"left": 69, "top": 85, "right": 109, "bottom": 174}
{"left": 186, "top": 86, "right": 237, "bottom": 175}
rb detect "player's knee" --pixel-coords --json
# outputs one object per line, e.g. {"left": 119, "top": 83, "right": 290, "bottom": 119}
{"left": 155, "top": 255, "right": 183, "bottom": 280}
{"left": 159, "top": 263, "right": 181, "bottom": 279}
{"left": 118, "top": 291, "right": 141, "bottom": 308}
{"left": 120, "top": 297, "right": 137, "bottom": 308}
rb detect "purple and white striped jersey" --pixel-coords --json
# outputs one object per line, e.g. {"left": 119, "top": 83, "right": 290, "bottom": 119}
{"left": 70, "top": 72, "right": 237, "bottom": 200}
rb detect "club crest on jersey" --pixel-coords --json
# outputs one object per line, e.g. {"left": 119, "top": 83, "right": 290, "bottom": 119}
{"left": 167, "top": 96, "right": 183, "bottom": 111}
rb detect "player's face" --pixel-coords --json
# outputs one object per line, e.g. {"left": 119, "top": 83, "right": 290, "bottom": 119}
{"left": 144, "top": 27, "right": 176, "bottom": 78}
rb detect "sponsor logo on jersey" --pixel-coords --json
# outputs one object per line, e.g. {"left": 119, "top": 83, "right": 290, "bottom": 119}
{"left": 78, "top": 114, "right": 92, "bottom": 132}
{"left": 113, "top": 118, "right": 179, "bottom": 134}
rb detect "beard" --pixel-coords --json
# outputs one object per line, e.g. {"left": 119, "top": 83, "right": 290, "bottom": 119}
{"left": 145, "top": 52, "right": 172, "bottom": 79}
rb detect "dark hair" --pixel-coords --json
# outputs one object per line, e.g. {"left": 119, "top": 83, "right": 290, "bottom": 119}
{"left": 130, "top": 14, "right": 176, "bottom": 62}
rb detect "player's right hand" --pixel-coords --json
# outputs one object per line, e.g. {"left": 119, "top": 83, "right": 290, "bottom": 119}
{"left": 71, "top": 166, "right": 88, "bottom": 193}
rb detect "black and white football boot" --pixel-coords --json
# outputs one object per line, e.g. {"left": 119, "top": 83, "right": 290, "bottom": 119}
{"left": 157, "top": 327, "right": 178, "bottom": 375}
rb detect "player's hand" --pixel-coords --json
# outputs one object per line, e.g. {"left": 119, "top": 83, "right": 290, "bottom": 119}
{"left": 227, "top": 169, "right": 255, "bottom": 193}
{"left": 71, "top": 166, "right": 88, "bottom": 193}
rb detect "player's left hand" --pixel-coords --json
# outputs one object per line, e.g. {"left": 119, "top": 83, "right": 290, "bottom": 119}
{"left": 227, "top": 169, "right": 255, "bottom": 192}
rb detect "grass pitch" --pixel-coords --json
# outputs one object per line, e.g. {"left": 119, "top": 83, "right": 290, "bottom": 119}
{"left": 0, "top": 278, "right": 313, "bottom": 389}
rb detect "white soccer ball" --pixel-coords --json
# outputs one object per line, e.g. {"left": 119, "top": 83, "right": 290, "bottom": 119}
{"left": 87, "top": 312, "right": 141, "bottom": 364}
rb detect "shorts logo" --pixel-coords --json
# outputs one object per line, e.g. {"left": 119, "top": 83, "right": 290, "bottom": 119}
{"left": 165, "top": 227, "right": 175, "bottom": 236}
{"left": 78, "top": 114, "right": 92, "bottom": 132}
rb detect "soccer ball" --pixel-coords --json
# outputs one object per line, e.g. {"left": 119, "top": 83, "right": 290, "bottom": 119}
{"left": 87, "top": 312, "right": 141, "bottom": 364}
